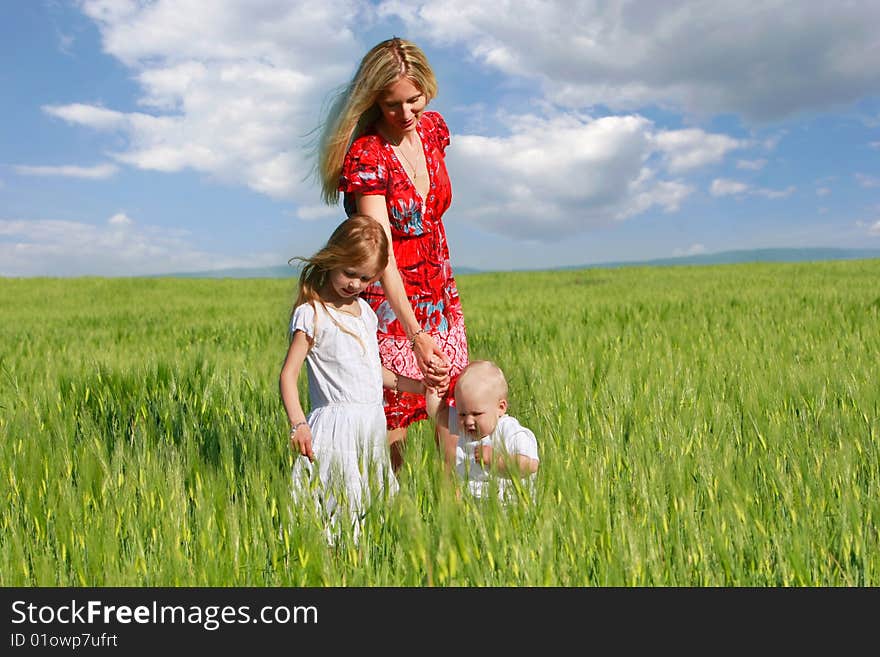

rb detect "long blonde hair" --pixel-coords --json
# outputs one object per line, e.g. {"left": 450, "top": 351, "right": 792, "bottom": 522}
{"left": 317, "top": 37, "right": 438, "bottom": 205}
{"left": 290, "top": 214, "right": 389, "bottom": 346}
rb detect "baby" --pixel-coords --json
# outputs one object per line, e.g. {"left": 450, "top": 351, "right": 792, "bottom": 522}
{"left": 434, "top": 360, "right": 539, "bottom": 500}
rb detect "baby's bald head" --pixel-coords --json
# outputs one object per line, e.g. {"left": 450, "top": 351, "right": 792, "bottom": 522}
{"left": 455, "top": 360, "right": 508, "bottom": 404}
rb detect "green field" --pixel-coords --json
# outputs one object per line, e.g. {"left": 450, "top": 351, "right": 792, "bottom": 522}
{"left": 2, "top": 260, "right": 878, "bottom": 585}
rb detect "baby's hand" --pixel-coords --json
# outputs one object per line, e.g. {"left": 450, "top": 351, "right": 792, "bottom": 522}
{"left": 434, "top": 373, "right": 450, "bottom": 399}
{"left": 424, "top": 386, "right": 442, "bottom": 420}
{"left": 426, "top": 355, "right": 450, "bottom": 380}
{"left": 475, "top": 442, "right": 493, "bottom": 467}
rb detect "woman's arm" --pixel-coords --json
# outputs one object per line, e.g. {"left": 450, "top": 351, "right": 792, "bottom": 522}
{"left": 279, "top": 330, "right": 315, "bottom": 461}
{"left": 357, "top": 194, "right": 450, "bottom": 386}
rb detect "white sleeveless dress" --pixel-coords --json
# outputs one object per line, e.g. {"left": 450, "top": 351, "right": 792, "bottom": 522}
{"left": 289, "top": 299, "right": 398, "bottom": 535}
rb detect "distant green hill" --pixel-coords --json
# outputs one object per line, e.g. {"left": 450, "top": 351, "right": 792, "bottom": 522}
{"left": 568, "top": 247, "right": 880, "bottom": 270}
{"left": 159, "top": 247, "right": 880, "bottom": 278}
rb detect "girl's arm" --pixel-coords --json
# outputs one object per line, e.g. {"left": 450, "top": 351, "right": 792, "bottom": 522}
{"left": 381, "top": 369, "right": 447, "bottom": 420}
{"left": 381, "top": 367, "right": 425, "bottom": 396}
{"left": 357, "top": 194, "right": 450, "bottom": 388}
{"left": 279, "top": 330, "right": 315, "bottom": 462}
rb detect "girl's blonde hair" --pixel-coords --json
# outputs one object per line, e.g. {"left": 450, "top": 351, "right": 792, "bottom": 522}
{"left": 290, "top": 214, "right": 389, "bottom": 346}
{"left": 316, "top": 37, "right": 438, "bottom": 205}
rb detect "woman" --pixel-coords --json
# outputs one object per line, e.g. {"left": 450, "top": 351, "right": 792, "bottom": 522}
{"left": 317, "top": 37, "right": 468, "bottom": 471}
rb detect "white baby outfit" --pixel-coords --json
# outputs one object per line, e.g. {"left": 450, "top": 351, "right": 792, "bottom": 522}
{"left": 290, "top": 299, "right": 398, "bottom": 537}
{"left": 449, "top": 412, "right": 539, "bottom": 501}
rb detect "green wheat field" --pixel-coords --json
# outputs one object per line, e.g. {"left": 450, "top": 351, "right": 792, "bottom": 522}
{"left": 2, "top": 260, "right": 878, "bottom": 586}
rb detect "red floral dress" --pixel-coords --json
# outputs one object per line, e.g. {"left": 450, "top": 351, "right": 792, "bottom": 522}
{"left": 339, "top": 111, "right": 468, "bottom": 429}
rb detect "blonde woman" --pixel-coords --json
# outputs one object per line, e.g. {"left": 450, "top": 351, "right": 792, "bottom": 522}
{"left": 317, "top": 37, "right": 468, "bottom": 471}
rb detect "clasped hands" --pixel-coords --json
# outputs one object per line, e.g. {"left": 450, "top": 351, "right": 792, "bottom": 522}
{"left": 413, "top": 334, "right": 451, "bottom": 396}
{"left": 415, "top": 338, "right": 450, "bottom": 422}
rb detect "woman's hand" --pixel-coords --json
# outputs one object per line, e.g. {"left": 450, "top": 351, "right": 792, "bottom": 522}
{"left": 413, "top": 332, "right": 449, "bottom": 388}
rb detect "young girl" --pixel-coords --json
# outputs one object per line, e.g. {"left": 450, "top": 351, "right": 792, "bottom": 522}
{"left": 279, "top": 214, "right": 431, "bottom": 541}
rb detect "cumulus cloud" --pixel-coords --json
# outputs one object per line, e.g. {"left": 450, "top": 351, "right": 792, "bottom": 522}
{"left": 447, "top": 112, "right": 694, "bottom": 239}
{"left": 652, "top": 129, "right": 745, "bottom": 172}
{"left": 47, "top": 0, "right": 369, "bottom": 202}
{"left": 385, "top": 0, "right": 880, "bottom": 120}
{"left": 14, "top": 163, "right": 119, "bottom": 179}
{"left": 0, "top": 215, "right": 279, "bottom": 277}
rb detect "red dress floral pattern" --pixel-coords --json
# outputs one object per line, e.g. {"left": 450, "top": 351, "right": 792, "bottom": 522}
{"left": 340, "top": 111, "right": 468, "bottom": 429}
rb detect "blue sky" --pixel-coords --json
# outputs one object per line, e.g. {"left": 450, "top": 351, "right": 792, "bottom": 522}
{"left": 2, "top": 0, "right": 879, "bottom": 276}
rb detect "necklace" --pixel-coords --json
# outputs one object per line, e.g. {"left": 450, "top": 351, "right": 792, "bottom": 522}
{"left": 378, "top": 123, "right": 423, "bottom": 181}
{"left": 394, "top": 142, "right": 421, "bottom": 180}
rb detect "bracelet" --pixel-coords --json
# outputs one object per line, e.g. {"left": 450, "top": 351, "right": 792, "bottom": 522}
{"left": 409, "top": 328, "right": 427, "bottom": 349}
{"left": 289, "top": 421, "right": 308, "bottom": 435}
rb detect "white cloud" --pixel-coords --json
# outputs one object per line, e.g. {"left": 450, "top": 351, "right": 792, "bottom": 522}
{"left": 0, "top": 216, "right": 280, "bottom": 277}
{"left": 653, "top": 129, "right": 745, "bottom": 172}
{"left": 710, "top": 178, "right": 795, "bottom": 199}
{"left": 80, "top": 0, "right": 366, "bottom": 68}
{"left": 49, "top": 0, "right": 369, "bottom": 202}
{"left": 674, "top": 243, "right": 707, "bottom": 256}
{"left": 870, "top": 141, "right": 880, "bottom": 149}
{"left": 447, "top": 113, "right": 693, "bottom": 239}
{"left": 816, "top": 187, "right": 831, "bottom": 196}
{"left": 295, "top": 204, "right": 341, "bottom": 221}
{"left": 866, "top": 220, "right": 880, "bottom": 236}
{"left": 710, "top": 178, "right": 749, "bottom": 197}
{"left": 43, "top": 103, "right": 128, "bottom": 129}
{"left": 753, "top": 185, "right": 796, "bottom": 199}
{"left": 855, "top": 173, "right": 880, "bottom": 188}
{"left": 13, "top": 163, "right": 119, "bottom": 179}
{"left": 737, "top": 158, "right": 767, "bottom": 170}
{"left": 387, "top": 0, "right": 880, "bottom": 120}
{"left": 108, "top": 212, "right": 133, "bottom": 226}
